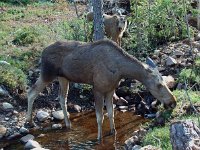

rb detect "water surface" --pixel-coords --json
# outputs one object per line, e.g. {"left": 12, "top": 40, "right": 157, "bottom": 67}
{"left": 2, "top": 110, "right": 146, "bottom": 150}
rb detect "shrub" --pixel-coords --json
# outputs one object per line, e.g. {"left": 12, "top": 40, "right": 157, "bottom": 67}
{"left": 13, "top": 26, "right": 41, "bottom": 46}
{"left": 142, "top": 126, "right": 172, "bottom": 150}
{"left": 178, "top": 68, "right": 200, "bottom": 84}
{"left": 0, "top": 63, "right": 27, "bottom": 91}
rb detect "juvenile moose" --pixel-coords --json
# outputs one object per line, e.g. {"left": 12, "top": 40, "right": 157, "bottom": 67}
{"left": 26, "top": 40, "right": 176, "bottom": 141}
{"left": 86, "top": 12, "right": 127, "bottom": 46}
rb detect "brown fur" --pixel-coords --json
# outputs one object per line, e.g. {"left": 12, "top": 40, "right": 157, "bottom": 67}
{"left": 26, "top": 39, "right": 176, "bottom": 141}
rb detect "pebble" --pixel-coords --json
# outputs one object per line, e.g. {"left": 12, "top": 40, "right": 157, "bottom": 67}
{"left": 19, "top": 127, "right": 29, "bottom": 134}
{"left": 20, "top": 134, "right": 34, "bottom": 144}
{"left": 52, "top": 110, "right": 64, "bottom": 120}
{"left": 24, "top": 140, "right": 41, "bottom": 149}
{"left": 119, "top": 106, "right": 128, "bottom": 110}
{"left": 7, "top": 132, "right": 21, "bottom": 140}
{"left": 52, "top": 124, "right": 62, "bottom": 130}
{"left": 166, "top": 56, "right": 177, "bottom": 66}
{"left": 74, "top": 104, "right": 81, "bottom": 112}
{"left": 36, "top": 110, "right": 50, "bottom": 122}
{"left": 2, "top": 102, "right": 14, "bottom": 110}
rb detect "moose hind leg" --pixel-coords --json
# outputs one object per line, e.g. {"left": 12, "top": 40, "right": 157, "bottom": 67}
{"left": 26, "top": 76, "right": 48, "bottom": 125}
{"left": 105, "top": 90, "right": 116, "bottom": 135}
{"left": 94, "top": 90, "right": 104, "bottom": 141}
{"left": 58, "top": 77, "right": 71, "bottom": 128}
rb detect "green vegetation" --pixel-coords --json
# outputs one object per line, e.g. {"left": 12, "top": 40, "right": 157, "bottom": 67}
{"left": 142, "top": 126, "right": 172, "bottom": 150}
{"left": 125, "top": 0, "right": 196, "bottom": 55}
{"left": 0, "top": 1, "right": 89, "bottom": 95}
{"left": 142, "top": 90, "right": 200, "bottom": 150}
{"left": 0, "top": 63, "right": 27, "bottom": 91}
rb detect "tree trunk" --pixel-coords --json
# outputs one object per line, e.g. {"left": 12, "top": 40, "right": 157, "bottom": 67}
{"left": 170, "top": 120, "right": 200, "bottom": 150}
{"left": 198, "top": 0, "right": 200, "bottom": 30}
{"left": 91, "top": 0, "right": 104, "bottom": 41}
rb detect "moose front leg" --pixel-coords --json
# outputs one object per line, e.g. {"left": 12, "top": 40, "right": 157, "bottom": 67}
{"left": 94, "top": 90, "right": 104, "bottom": 142}
{"left": 26, "top": 76, "right": 48, "bottom": 126}
{"left": 105, "top": 90, "right": 116, "bottom": 135}
{"left": 58, "top": 77, "right": 71, "bottom": 128}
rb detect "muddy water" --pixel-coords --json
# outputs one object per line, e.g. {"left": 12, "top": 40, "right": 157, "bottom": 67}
{"left": 2, "top": 110, "right": 146, "bottom": 150}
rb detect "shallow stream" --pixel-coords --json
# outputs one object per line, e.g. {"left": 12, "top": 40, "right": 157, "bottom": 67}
{"left": 1, "top": 110, "right": 146, "bottom": 150}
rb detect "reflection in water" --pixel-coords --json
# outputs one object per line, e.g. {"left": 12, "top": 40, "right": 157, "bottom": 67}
{"left": 2, "top": 110, "right": 146, "bottom": 150}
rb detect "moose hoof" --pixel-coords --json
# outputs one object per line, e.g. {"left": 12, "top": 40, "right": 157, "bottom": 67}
{"left": 110, "top": 128, "right": 116, "bottom": 135}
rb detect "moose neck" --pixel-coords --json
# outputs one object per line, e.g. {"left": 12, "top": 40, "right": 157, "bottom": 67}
{"left": 118, "top": 54, "right": 148, "bottom": 83}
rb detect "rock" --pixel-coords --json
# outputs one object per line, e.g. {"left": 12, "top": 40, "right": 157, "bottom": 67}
{"left": 0, "top": 60, "right": 10, "bottom": 65}
{"left": 20, "top": 134, "right": 34, "bottom": 144}
{"left": 24, "top": 140, "right": 41, "bottom": 149}
{"left": 0, "top": 86, "right": 10, "bottom": 97}
{"left": 125, "top": 136, "right": 136, "bottom": 150}
{"left": 52, "top": 124, "right": 62, "bottom": 130}
{"left": 116, "top": 97, "right": 128, "bottom": 106}
{"left": 5, "top": 117, "right": 10, "bottom": 121}
{"left": 19, "top": 127, "right": 29, "bottom": 134}
{"left": 173, "top": 50, "right": 184, "bottom": 56}
{"left": 0, "top": 125, "right": 7, "bottom": 139}
{"left": 132, "top": 145, "right": 142, "bottom": 150}
{"left": 74, "top": 104, "right": 82, "bottom": 112}
{"left": 2, "top": 102, "right": 14, "bottom": 110}
{"left": 162, "top": 75, "right": 176, "bottom": 89}
{"left": 140, "top": 145, "right": 161, "bottom": 150}
{"left": 36, "top": 110, "right": 49, "bottom": 122}
{"left": 166, "top": 56, "right": 177, "bottom": 66}
{"left": 170, "top": 120, "right": 200, "bottom": 150}
{"left": 119, "top": 106, "right": 128, "bottom": 110}
{"left": 194, "top": 32, "right": 200, "bottom": 41}
{"left": 52, "top": 110, "right": 64, "bottom": 120}
{"left": 31, "top": 148, "right": 50, "bottom": 150}
{"left": 7, "top": 132, "right": 21, "bottom": 140}
{"left": 176, "top": 83, "right": 183, "bottom": 90}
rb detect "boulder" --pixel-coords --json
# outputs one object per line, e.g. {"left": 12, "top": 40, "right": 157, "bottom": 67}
{"left": 170, "top": 120, "right": 200, "bottom": 150}
{"left": 36, "top": 110, "right": 49, "bottom": 122}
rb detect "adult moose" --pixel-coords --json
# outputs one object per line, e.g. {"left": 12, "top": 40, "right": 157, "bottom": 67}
{"left": 26, "top": 39, "right": 176, "bottom": 141}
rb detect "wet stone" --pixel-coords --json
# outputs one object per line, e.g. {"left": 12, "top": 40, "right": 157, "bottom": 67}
{"left": 52, "top": 110, "right": 64, "bottom": 120}
{"left": 24, "top": 140, "right": 41, "bottom": 149}
{"left": 20, "top": 134, "right": 34, "bottom": 144}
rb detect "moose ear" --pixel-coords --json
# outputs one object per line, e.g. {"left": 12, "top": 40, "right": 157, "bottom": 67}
{"left": 146, "top": 57, "right": 157, "bottom": 68}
